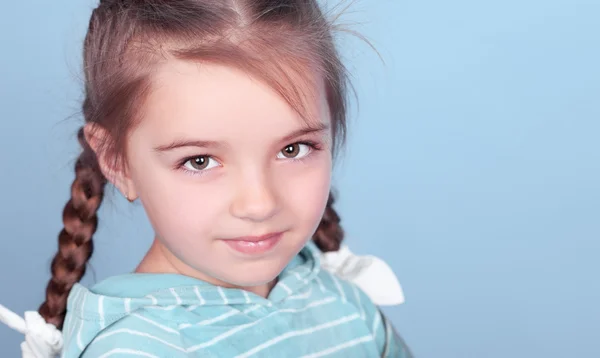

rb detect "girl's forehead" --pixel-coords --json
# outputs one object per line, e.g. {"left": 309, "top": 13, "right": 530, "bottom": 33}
{"left": 141, "top": 60, "right": 329, "bottom": 136}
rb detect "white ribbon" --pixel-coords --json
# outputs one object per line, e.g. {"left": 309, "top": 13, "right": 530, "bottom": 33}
{"left": 0, "top": 304, "right": 63, "bottom": 358}
{"left": 320, "top": 245, "right": 405, "bottom": 306}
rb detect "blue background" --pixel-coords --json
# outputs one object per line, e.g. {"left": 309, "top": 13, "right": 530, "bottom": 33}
{"left": 1, "top": 1, "right": 598, "bottom": 357}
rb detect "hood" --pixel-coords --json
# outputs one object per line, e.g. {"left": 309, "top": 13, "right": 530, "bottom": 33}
{"left": 61, "top": 241, "right": 321, "bottom": 355}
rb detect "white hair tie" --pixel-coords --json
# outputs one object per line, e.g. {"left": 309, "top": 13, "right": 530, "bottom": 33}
{"left": 0, "top": 304, "right": 63, "bottom": 358}
{"left": 320, "top": 245, "right": 405, "bottom": 306}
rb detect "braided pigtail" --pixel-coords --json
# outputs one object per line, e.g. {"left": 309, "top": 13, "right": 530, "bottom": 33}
{"left": 312, "top": 191, "right": 344, "bottom": 252}
{"left": 38, "top": 127, "right": 107, "bottom": 329}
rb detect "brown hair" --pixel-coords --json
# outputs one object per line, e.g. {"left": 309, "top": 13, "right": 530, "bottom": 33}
{"left": 39, "top": 0, "right": 349, "bottom": 329}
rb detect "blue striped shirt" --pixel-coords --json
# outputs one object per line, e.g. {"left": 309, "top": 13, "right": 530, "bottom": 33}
{"left": 61, "top": 242, "right": 411, "bottom": 357}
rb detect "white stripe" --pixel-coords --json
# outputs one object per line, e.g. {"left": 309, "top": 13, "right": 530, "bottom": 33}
{"left": 187, "top": 321, "right": 254, "bottom": 351}
{"left": 243, "top": 305, "right": 262, "bottom": 314}
{"left": 146, "top": 295, "right": 158, "bottom": 305}
{"left": 182, "top": 303, "right": 283, "bottom": 330}
{"left": 234, "top": 313, "right": 362, "bottom": 358}
{"left": 289, "top": 286, "right": 313, "bottom": 300}
{"left": 181, "top": 306, "right": 259, "bottom": 329}
{"left": 147, "top": 305, "right": 177, "bottom": 311}
{"left": 187, "top": 297, "right": 337, "bottom": 352}
{"left": 170, "top": 288, "right": 182, "bottom": 305}
{"left": 98, "top": 348, "right": 159, "bottom": 358}
{"left": 280, "top": 296, "right": 336, "bottom": 312}
{"left": 330, "top": 274, "right": 347, "bottom": 303}
{"left": 95, "top": 329, "right": 185, "bottom": 352}
{"left": 300, "top": 335, "right": 374, "bottom": 358}
{"left": 194, "top": 286, "right": 206, "bottom": 304}
{"left": 300, "top": 267, "right": 312, "bottom": 275}
{"left": 184, "top": 309, "right": 239, "bottom": 327}
{"left": 64, "top": 288, "right": 81, "bottom": 351}
{"left": 218, "top": 287, "right": 229, "bottom": 304}
{"left": 186, "top": 305, "right": 199, "bottom": 312}
{"left": 279, "top": 282, "right": 293, "bottom": 294}
{"left": 67, "top": 288, "right": 82, "bottom": 340}
{"left": 131, "top": 313, "right": 180, "bottom": 334}
{"left": 372, "top": 312, "right": 381, "bottom": 339}
{"left": 125, "top": 298, "right": 131, "bottom": 314}
{"left": 351, "top": 285, "right": 365, "bottom": 321}
{"left": 383, "top": 317, "right": 392, "bottom": 357}
{"left": 243, "top": 290, "right": 251, "bottom": 304}
{"left": 314, "top": 276, "right": 327, "bottom": 293}
{"left": 293, "top": 271, "right": 309, "bottom": 284}
{"left": 77, "top": 292, "right": 87, "bottom": 350}
{"left": 98, "top": 296, "right": 105, "bottom": 329}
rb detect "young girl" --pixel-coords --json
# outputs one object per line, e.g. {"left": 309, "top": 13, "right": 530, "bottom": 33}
{"left": 1, "top": 0, "right": 410, "bottom": 357}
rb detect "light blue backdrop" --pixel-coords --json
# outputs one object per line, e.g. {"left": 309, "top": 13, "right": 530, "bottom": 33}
{"left": 1, "top": 1, "right": 598, "bottom": 357}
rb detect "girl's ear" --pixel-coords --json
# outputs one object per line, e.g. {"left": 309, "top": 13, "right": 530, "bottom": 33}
{"left": 83, "top": 123, "right": 139, "bottom": 202}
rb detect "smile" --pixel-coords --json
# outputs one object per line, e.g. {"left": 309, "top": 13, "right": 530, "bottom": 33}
{"left": 222, "top": 232, "right": 284, "bottom": 255}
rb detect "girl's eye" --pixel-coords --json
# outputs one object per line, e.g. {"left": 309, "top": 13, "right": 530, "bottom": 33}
{"left": 183, "top": 156, "right": 220, "bottom": 171}
{"left": 277, "top": 143, "right": 311, "bottom": 159}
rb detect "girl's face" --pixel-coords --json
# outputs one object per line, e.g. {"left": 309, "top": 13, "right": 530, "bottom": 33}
{"left": 124, "top": 60, "right": 332, "bottom": 288}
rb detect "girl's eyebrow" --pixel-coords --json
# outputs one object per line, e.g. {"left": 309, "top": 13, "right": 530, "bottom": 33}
{"left": 281, "top": 123, "right": 329, "bottom": 142}
{"left": 154, "top": 140, "right": 223, "bottom": 152}
{"left": 153, "top": 123, "right": 329, "bottom": 152}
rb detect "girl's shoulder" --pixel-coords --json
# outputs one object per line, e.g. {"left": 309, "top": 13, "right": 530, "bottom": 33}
{"left": 310, "top": 269, "right": 412, "bottom": 357}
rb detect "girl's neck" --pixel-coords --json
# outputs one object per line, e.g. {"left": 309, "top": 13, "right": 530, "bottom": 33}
{"left": 135, "top": 238, "right": 276, "bottom": 298}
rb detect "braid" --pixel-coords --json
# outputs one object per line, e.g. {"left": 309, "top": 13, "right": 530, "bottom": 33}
{"left": 38, "top": 127, "right": 107, "bottom": 329}
{"left": 312, "top": 191, "right": 344, "bottom": 252}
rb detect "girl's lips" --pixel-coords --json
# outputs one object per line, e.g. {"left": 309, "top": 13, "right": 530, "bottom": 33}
{"left": 222, "top": 232, "right": 283, "bottom": 255}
